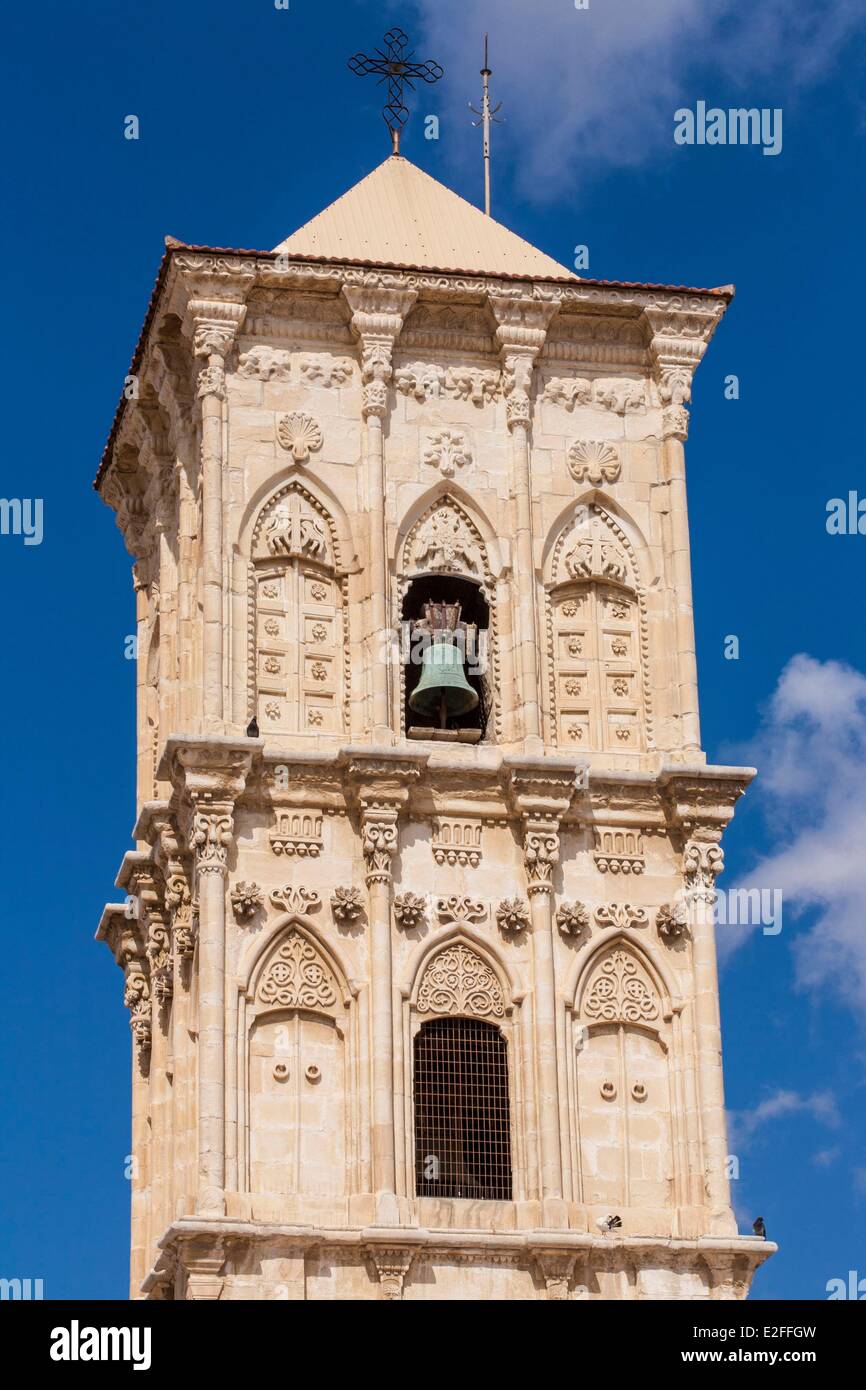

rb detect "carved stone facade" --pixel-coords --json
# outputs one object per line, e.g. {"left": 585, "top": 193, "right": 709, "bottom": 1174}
{"left": 95, "top": 155, "right": 771, "bottom": 1300}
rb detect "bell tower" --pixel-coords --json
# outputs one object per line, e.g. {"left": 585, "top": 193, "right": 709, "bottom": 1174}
{"left": 96, "top": 143, "right": 773, "bottom": 1299}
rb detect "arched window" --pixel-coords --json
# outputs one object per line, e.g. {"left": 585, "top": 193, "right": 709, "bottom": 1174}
{"left": 414, "top": 1017, "right": 512, "bottom": 1201}
{"left": 249, "top": 484, "right": 347, "bottom": 735}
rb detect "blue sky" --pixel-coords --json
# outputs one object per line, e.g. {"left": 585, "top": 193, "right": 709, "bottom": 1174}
{"left": 0, "top": 0, "right": 864, "bottom": 1299}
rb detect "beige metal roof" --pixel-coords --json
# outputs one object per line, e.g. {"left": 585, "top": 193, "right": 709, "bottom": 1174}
{"left": 272, "top": 155, "right": 578, "bottom": 282}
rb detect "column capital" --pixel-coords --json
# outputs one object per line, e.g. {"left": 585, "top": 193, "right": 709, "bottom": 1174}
{"left": 360, "top": 800, "right": 400, "bottom": 885}
{"left": 644, "top": 304, "right": 724, "bottom": 441}
{"left": 183, "top": 298, "right": 247, "bottom": 401}
{"left": 343, "top": 286, "right": 417, "bottom": 420}
{"left": 489, "top": 294, "right": 559, "bottom": 433}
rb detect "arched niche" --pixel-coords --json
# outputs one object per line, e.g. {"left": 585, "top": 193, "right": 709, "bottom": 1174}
{"left": 568, "top": 938, "right": 678, "bottom": 1213}
{"left": 237, "top": 919, "right": 360, "bottom": 1201}
{"left": 395, "top": 492, "right": 502, "bottom": 741}
{"left": 246, "top": 480, "right": 350, "bottom": 737}
{"left": 543, "top": 501, "right": 654, "bottom": 751}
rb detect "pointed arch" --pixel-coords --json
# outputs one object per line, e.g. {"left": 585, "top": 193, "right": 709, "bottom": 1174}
{"left": 238, "top": 467, "right": 357, "bottom": 573}
{"left": 542, "top": 491, "right": 654, "bottom": 589}
{"left": 243, "top": 914, "right": 354, "bottom": 1011}
{"left": 395, "top": 482, "right": 504, "bottom": 585}
{"left": 407, "top": 929, "right": 512, "bottom": 1021}
{"left": 543, "top": 497, "right": 654, "bottom": 750}
{"left": 569, "top": 933, "right": 675, "bottom": 1038}
{"left": 244, "top": 477, "right": 351, "bottom": 735}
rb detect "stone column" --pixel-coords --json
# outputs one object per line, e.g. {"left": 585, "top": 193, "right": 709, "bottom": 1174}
{"left": 647, "top": 307, "right": 724, "bottom": 756}
{"left": 683, "top": 832, "right": 736, "bottom": 1235}
{"left": 490, "top": 295, "right": 558, "bottom": 751}
{"left": 506, "top": 759, "right": 578, "bottom": 1220}
{"left": 361, "top": 799, "right": 400, "bottom": 1211}
{"left": 174, "top": 742, "right": 252, "bottom": 1217}
{"left": 184, "top": 299, "right": 246, "bottom": 732}
{"left": 343, "top": 287, "right": 417, "bottom": 741}
{"left": 524, "top": 815, "right": 565, "bottom": 1214}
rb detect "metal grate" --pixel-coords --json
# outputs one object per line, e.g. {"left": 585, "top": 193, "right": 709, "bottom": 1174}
{"left": 413, "top": 1017, "right": 512, "bottom": 1201}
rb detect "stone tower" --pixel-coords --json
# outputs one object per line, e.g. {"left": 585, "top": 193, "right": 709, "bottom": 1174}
{"left": 96, "top": 155, "right": 772, "bottom": 1300}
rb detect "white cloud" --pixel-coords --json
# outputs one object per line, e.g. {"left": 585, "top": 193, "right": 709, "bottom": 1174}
{"left": 728, "top": 1088, "right": 840, "bottom": 1151}
{"left": 720, "top": 655, "right": 866, "bottom": 1013}
{"left": 412, "top": 0, "right": 863, "bottom": 198}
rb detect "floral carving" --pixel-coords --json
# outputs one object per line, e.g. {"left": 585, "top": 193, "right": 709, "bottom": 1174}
{"left": 556, "top": 901, "right": 590, "bottom": 938}
{"left": 417, "top": 943, "right": 504, "bottom": 1018}
{"left": 496, "top": 897, "right": 531, "bottom": 934}
{"left": 657, "top": 901, "right": 689, "bottom": 940}
{"left": 264, "top": 618, "right": 279, "bottom": 637}
{"left": 231, "top": 880, "right": 263, "bottom": 921}
{"left": 265, "top": 700, "right": 281, "bottom": 721}
{"left": 362, "top": 807, "right": 399, "bottom": 882}
{"left": 394, "top": 361, "right": 446, "bottom": 400}
{"left": 423, "top": 428, "right": 472, "bottom": 479}
{"left": 237, "top": 345, "right": 292, "bottom": 381}
{"left": 524, "top": 821, "right": 560, "bottom": 893}
{"left": 568, "top": 440, "right": 621, "bottom": 485}
{"left": 330, "top": 886, "right": 364, "bottom": 926}
{"left": 447, "top": 366, "right": 500, "bottom": 405}
{"left": 311, "top": 622, "right": 327, "bottom": 642}
{"left": 310, "top": 582, "right": 327, "bottom": 601}
{"left": 310, "top": 662, "right": 327, "bottom": 681}
{"left": 300, "top": 356, "right": 353, "bottom": 387}
{"left": 124, "top": 966, "right": 151, "bottom": 1051}
{"left": 594, "top": 902, "right": 649, "bottom": 931}
{"left": 269, "top": 885, "right": 322, "bottom": 916}
{"left": 394, "top": 892, "right": 426, "bottom": 930}
{"left": 308, "top": 710, "right": 323, "bottom": 726}
{"left": 683, "top": 839, "right": 724, "bottom": 901}
{"left": 276, "top": 412, "right": 324, "bottom": 462}
{"left": 583, "top": 948, "right": 659, "bottom": 1024}
{"left": 258, "top": 931, "right": 337, "bottom": 1012}
{"left": 191, "top": 806, "right": 234, "bottom": 874}
{"left": 436, "top": 896, "right": 487, "bottom": 927}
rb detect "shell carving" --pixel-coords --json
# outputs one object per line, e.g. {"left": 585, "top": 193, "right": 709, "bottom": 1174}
{"left": 276, "top": 412, "right": 324, "bottom": 462}
{"left": 568, "top": 439, "right": 621, "bottom": 485}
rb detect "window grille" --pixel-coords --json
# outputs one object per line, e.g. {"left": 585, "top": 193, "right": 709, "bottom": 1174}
{"left": 413, "top": 1017, "right": 512, "bottom": 1201}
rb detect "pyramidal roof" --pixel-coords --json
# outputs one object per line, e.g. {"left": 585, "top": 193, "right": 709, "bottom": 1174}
{"left": 272, "top": 155, "right": 578, "bottom": 282}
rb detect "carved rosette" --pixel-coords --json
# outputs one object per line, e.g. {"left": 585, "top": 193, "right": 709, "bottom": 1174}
{"left": 191, "top": 801, "right": 234, "bottom": 876}
{"left": 230, "top": 881, "right": 263, "bottom": 921}
{"left": 330, "top": 886, "right": 364, "bottom": 926}
{"left": 556, "top": 900, "right": 590, "bottom": 939}
{"left": 657, "top": 900, "right": 689, "bottom": 940}
{"left": 496, "top": 897, "right": 531, "bottom": 934}
{"left": 422, "top": 428, "right": 472, "bottom": 478}
{"left": 393, "top": 891, "right": 426, "bottom": 930}
{"left": 361, "top": 803, "right": 399, "bottom": 884}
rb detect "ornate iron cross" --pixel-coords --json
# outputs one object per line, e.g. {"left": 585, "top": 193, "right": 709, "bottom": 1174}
{"left": 348, "top": 27, "right": 444, "bottom": 154}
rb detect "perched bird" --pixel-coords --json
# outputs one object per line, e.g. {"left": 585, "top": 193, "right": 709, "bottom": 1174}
{"left": 596, "top": 1214, "right": 622, "bottom": 1233}
{"left": 753, "top": 1217, "right": 767, "bottom": 1240}
{"left": 246, "top": 715, "right": 260, "bottom": 738}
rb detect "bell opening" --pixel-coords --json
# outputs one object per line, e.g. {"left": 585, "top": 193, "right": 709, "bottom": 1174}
{"left": 402, "top": 576, "right": 490, "bottom": 739}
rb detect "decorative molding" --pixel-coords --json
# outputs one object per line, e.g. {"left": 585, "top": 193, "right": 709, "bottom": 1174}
{"left": 568, "top": 439, "right": 621, "bottom": 485}
{"left": 276, "top": 412, "right": 323, "bottom": 462}
{"left": 422, "top": 428, "right": 472, "bottom": 479}
{"left": 543, "top": 374, "right": 647, "bottom": 414}
{"left": 417, "top": 942, "right": 505, "bottom": 1018}
{"left": 447, "top": 366, "right": 500, "bottom": 405}
{"left": 594, "top": 902, "right": 650, "bottom": 931}
{"left": 330, "top": 886, "right": 364, "bottom": 926}
{"left": 269, "top": 885, "right": 322, "bottom": 916}
{"left": 583, "top": 947, "right": 660, "bottom": 1024}
{"left": 496, "top": 898, "right": 531, "bottom": 934}
{"left": 593, "top": 827, "right": 645, "bottom": 874}
{"left": 367, "top": 1247, "right": 415, "bottom": 1301}
{"left": 269, "top": 811, "right": 324, "bottom": 858}
{"left": 393, "top": 892, "right": 426, "bottom": 930}
{"left": 432, "top": 818, "right": 482, "bottom": 867}
{"left": 436, "top": 895, "right": 487, "bottom": 928}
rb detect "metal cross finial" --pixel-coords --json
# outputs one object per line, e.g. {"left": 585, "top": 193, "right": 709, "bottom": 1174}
{"left": 348, "top": 27, "right": 444, "bottom": 155}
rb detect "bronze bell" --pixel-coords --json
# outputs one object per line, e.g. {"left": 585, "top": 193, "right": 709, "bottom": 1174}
{"left": 409, "top": 639, "right": 479, "bottom": 727}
